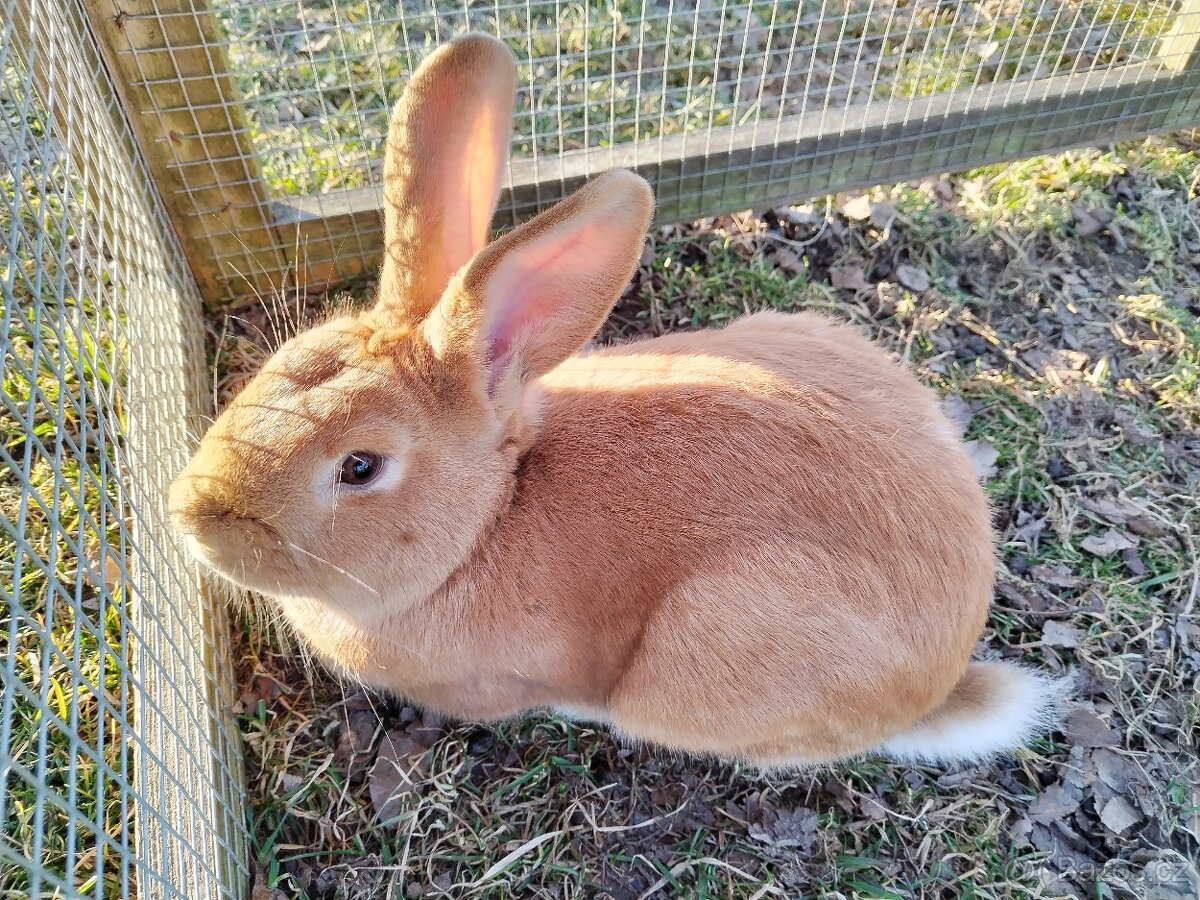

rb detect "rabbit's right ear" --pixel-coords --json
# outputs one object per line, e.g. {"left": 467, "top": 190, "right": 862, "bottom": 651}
{"left": 426, "top": 169, "right": 654, "bottom": 400}
{"left": 375, "top": 34, "right": 517, "bottom": 322}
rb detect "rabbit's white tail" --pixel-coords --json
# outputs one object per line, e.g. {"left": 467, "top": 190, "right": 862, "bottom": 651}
{"left": 879, "top": 661, "right": 1068, "bottom": 764}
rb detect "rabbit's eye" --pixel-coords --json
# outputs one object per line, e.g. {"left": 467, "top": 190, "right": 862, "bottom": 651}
{"left": 339, "top": 451, "right": 383, "bottom": 487}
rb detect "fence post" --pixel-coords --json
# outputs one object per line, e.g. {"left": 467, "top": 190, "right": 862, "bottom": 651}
{"left": 1161, "top": 0, "right": 1200, "bottom": 72}
{"left": 82, "top": 0, "right": 286, "bottom": 308}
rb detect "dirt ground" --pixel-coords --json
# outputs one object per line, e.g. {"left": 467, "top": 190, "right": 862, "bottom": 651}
{"left": 215, "top": 137, "right": 1198, "bottom": 900}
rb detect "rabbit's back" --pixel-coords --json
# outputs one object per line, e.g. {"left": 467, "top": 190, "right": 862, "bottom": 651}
{"left": 502, "top": 311, "right": 994, "bottom": 758}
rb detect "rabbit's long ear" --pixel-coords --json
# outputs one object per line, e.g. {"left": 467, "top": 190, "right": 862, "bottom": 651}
{"left": 375, "top": 33, "right": 516, "bottom": 322}
{"left": 428, "top": 169, "right": 654, "bottom": 395}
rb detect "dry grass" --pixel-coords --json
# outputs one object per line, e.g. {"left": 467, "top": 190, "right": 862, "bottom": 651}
{"left": 214, "top": 137, "right": 1199, "bottom": 900}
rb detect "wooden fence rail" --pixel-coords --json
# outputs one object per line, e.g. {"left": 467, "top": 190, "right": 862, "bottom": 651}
{"left": 83, "top": 0, "right": 1200, "bottom": 311}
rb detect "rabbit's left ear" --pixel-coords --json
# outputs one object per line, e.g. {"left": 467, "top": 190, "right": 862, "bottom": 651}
{"left": 375, "top": 33, "right": 517, "bottom": 322}
{"left": 427, "top": 169, "right": 654, "bottom": 397}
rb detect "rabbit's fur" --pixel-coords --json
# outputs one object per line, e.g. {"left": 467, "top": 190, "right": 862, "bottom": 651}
{"left": 169, "top": 34, "right": 1061, "bottom": 767}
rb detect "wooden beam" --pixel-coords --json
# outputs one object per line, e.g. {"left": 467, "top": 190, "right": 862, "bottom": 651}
{"left": 1160, "top": 0, "right": 1200, "bottom": 73}
{"left": 83, "top": 0, "right": 287, "bottom": 307}
{"left": 271, "top": 62, "right": 1200, "bottom": 288}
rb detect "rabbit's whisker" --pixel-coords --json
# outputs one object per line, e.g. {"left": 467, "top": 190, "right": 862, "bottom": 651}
{"left": 284, "top": 541, "right": 380, "bottom": 597}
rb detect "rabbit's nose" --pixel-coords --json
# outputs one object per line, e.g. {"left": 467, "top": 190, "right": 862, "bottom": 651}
{"left": 167, "top": 467, "right": 247, "bottom": 533}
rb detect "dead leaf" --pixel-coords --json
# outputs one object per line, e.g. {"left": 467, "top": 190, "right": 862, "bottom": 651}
{"left": 1127, "top": 516, "right": 1169, "bottom": 538}
{"left": 1042, "top": 620, "right": 1082, "bottom": 649}
{"left": 1099, "top": 796, "right": 1142, "bottom": 834}
{"left": 83, "top": 543, "right": 122, "bottom": 592}
{"left": 996, "top": 582, "right": 1045, "bottom": 611}
{"left": 830, "top": 263, "right": 870, "bottom": 292}
{"left": 859, "top": 797, "right": 888, "bottom": 821}
{"left": 962, "top": 439, "right": 999, "bottom": 480}
{"left": 940, "top": 394, "right": 973, "bottom": 437}
{"left": 335, "top": 706, "right": 379, "bottom": 774}
{"left": 1078, "top": 496, "right": 1146, "bottom": 524}
{"left": 1080, "top": 528, "right": 1138, "bottom": 557}
{"left": 1120, "top": 548, "right": 1148, "bottom": 576}
{"left": 868, "top": 200, "right": 896, "bottom": 229}
{"left": 1028, "top": 823, "right": 1094, "bottom": 880}
{"left": 1027, "top": 782, "right": 1083, "bottom": 823}
{"left": 369, "top": 730, "right": 432, "bottom": 823}
{"left": 895, "top": 263, "right": 931, "bottom": 292}
{"left": 822, "top": 778, "right": 856, "bottom": 814}
{"left": 1072, "top": 204, "right": 1105, "bottom": 236}
{"left": 1064, "top": 707, "right": 1120, "bottom": 748}
{"left": 1029, "top": 563, "right": 1083, "bottom": 589}
{"left": 977, "top": 40, "right": 1003, "bottom": 67}
{"left": 1091, "top": 749, "right": 1140, "bottom": 794}
{"left": 1011, "top": 514, "right": 1048, "bottom": 547}
{"left": 234, "top": 673, "right": 284, "bottom": 715}
{"left": 772, "top": 247, "right": 805, "bottom": 275}
{"left": 251, "top": 864, "right": 287, "bottom": 900}
{"left": 747, "top": 805, "right": 818, "bottom": 851}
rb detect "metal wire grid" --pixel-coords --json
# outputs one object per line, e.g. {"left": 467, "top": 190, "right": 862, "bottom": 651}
{"left": 2, "top": 0, "right": 246, "bottom": 897}
{"left": 103, "top": 0, "right": 1200, "bottom": 304}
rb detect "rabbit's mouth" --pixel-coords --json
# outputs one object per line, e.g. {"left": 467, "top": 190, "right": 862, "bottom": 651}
{"left": 173, "top": 511, "right": 292, "bottom": 594}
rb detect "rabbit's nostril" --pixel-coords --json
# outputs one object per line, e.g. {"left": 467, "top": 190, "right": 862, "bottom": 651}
{"left": 167, "top": 471, "right": 245, "bottom": 531}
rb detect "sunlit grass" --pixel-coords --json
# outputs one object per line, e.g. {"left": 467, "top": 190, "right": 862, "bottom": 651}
{"left": 2, "top": 65, "right": 133, "bottom": 899}
{"left": 216, "top": 0, "right": 1180, "bottom": 196}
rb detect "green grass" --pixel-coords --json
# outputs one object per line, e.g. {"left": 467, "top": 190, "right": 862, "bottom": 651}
{"left": 1, "top": 65, "right": 134, "bottom": 899}
{"left": 214, "top": 0, "right": 1180, "bottom": 197}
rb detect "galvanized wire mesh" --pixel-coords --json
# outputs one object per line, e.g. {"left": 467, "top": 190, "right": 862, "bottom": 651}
{"left": 100, "top": 0, "right": 1200, "bottom": 307}
{"left": 1, "top": 1, "right": 246, "bottom": 897}
{"left": 2, "top": 2, "right": 1200, "bottom": 896}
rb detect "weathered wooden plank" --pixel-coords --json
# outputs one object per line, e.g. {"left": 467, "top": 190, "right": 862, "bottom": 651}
{"left": 83, "top": 0, "right": 287, "bottom": 306}
{"left": 270, "top": 61, "right": 1200, "bottom": 286}
{"left": 1160, "top": 0, "right": 1200, "bottom": 73}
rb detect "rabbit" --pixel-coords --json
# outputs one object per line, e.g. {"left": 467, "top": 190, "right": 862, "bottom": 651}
{"left": 169, "top": 32, "right": 1064, "bottom": 768}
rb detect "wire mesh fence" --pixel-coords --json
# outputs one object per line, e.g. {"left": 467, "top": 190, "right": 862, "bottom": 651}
{"left": 3, "top": 1, "right": 1200, "bottom": 898}
{"left": 90, "top": 0, "right": 1200, "bottom": 308}
{"left": 1, "top": 1, "right": 246, "bottom": 897}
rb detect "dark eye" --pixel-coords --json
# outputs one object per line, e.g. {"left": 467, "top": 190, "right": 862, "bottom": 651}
{"left": 339, "top": 451, "right": 383, "bottom": 487}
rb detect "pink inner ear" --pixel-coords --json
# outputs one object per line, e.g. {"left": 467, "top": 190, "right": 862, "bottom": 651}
{"left": 482, "top": 228, "right": 590, "bottom": 389}
{"left": 440, "top": 103, "right": 507, "bottom": 279}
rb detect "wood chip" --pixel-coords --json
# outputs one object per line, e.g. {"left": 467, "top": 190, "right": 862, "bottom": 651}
{"left": 840, "top": 194, "right": 873, "bottom": 221}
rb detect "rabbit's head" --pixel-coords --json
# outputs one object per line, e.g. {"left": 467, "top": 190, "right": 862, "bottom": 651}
{"left": 168, "top": 34, "right": 653, "bottom": 616}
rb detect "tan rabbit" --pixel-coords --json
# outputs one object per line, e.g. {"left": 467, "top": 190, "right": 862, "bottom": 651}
{"left": 169, "top": 33, "right": 1063, "bottom": 768}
